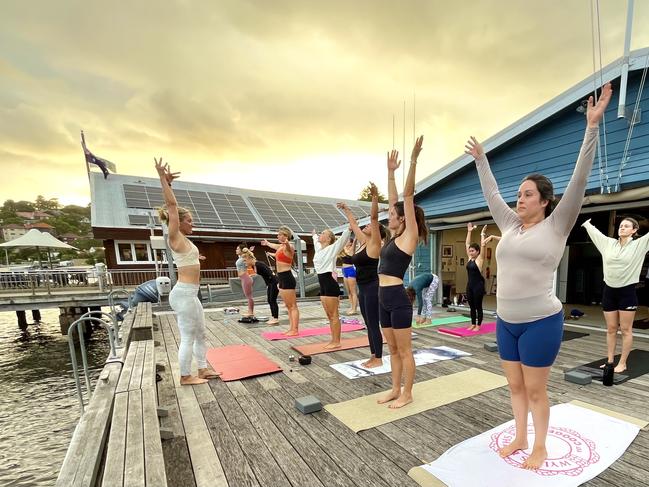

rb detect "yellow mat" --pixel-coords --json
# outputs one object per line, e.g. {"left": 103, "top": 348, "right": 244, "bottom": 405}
{"left": 325, "top": 368, "right": 507, "bottom": 433}
{"left": 407, "top": 400, "right": 649, "bottom": 487}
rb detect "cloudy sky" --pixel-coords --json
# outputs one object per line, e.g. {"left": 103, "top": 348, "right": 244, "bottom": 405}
{"left": 2, "top": 0, "right": 649, "bottom": 206}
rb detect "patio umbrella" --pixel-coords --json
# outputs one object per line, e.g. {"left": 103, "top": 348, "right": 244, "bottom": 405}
{"left": 0, "top": 230, "right": 78, "bottom": 293}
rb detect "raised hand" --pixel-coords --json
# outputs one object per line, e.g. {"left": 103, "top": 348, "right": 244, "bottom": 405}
{"left": 481, "top": 225, "right": 488, "bottom": 236}
{"left": 586, "top": 83, "right": 613, "bottom": 128}
{"left": 261, "top": 239, "right": 270, "bottom": 247}
{"left": 154, "top": 157, "right": 180, "bottom": 185}
{"left": 410, "top": 135, "right": 424, "bottom": 163}
{"left": 336, "top": 202, "right": 350, "bottom": 212}
{"left": 467, "top": 222, "right": 476, "bottom": 232}
{"left": 369, "top": 181, "right": 378, "bottom": 199}
{"left": 464, "top": 136, "right": 484, "bottom": 160}
{"left": 387, "top": 150, "right": 401, "bottom": 172}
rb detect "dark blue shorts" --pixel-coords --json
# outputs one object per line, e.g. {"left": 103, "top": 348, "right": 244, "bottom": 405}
{"left": 496, "top": 310, "right": 564, "bottom": 367}
{"left": 342, "top": 266, "right": 357, "bottom": 279}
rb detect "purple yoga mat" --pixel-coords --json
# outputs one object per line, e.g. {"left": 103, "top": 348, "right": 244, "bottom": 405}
{"left": 438, "top": 322, "right": 497, "bottom": 337}
{"left": 262, "top": 323, "right": 365, "bottom": 341}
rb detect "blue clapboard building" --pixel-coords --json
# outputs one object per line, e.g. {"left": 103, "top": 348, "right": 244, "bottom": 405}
{"left": 412, "top": 48, "right": 649, "bottom": 306}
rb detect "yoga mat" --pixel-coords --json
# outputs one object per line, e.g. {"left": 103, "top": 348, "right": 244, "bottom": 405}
{"left": 206, "top": 345, "right": 282, "bottom": 381}
{"left": 292, "top": 335, "right": 385, "bottom": 356}
{"left": 330, "top": 346, "right": 471, "bottom": 379}
{"left": 340, "top": 317, "right": 363, "bottom": 325}
{"left": 262, "top": 323, "right": 365, "bottom": 340}
{"left": 438, "top": 322, "right": 496, "bottom": 337}
{"left": 412, "top": 315, "right": 471, "bottom": 329}
{"left": 562, "top": 330, "right": 589, "bottom": 341}
{"left": 632, "top": 318, "right": 649, "bottom": 330}
{"left": 408, "top": 402, "right": 645, "bottom": 487}
{"left": 570, "top": 349, "right": 649, "bottom": 384}
{"left": 325, "top": 368, "right": 507, "bottom": 432}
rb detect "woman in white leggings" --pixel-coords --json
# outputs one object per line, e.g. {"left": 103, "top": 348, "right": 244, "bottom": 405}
{"left": 155, "top": 158, "right": 219, "bottom": 385}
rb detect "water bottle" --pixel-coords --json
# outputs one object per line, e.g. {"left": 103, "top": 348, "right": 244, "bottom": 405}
{"left": 602, "top": 362, "right": 614, "bottom": 386}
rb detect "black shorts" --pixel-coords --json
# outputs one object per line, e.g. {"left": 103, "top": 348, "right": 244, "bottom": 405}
{"left": 277, "top": 270, "right": 296, "bottom": 290}
{"left": 602, "top": 283, "right": 638, "bottom": 312}
{"left": 318, "top": 273, "right": 341, "bottom": 297}
{"left": 379, "top": 284, "right": 413, "bottom": 329}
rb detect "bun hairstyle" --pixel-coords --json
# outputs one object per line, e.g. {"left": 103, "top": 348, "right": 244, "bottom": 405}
{"left": 240, "top": 247, "right": 256, "bottom": 261}
{"left": 157, "top": 205, "right": 192, "bottom": 224}
{"left": 523, "top": 174, "right": 557, "bottom": 217}
{"left": 393, "top": 202, "right": 429, "bottom": 245}
{"left": 278, "top": 226, "right": 294, "bottom": 240}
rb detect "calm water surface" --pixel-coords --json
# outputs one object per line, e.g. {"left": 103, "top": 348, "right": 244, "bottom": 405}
{"left": 0, "top": 308, "right": 110, "bottom": 487}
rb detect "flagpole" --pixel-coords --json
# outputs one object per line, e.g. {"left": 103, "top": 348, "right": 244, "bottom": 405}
{"left": 81, "top": 130, "right": 91, "bottom": 185}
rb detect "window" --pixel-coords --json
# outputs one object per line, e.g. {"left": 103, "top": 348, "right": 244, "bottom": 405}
{"left": 115, "top": 241, "right": 157, "bottom": 264}
{"left": 117, "top": 243, "right": 133, "bottom": 261}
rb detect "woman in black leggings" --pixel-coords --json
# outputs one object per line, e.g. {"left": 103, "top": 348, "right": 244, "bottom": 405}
{"left": 241, "top": 248, "right": 280, "bottom": 325}
{"left": 465, "top": 223, "right": 488, "bottom": 331}
{"left": 338, "top": 183, "right": 387, "bottom": 368}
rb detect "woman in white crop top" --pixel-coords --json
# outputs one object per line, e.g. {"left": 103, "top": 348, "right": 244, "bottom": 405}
{"left": 155, "top": 158, "right": 218, "bottom": 385}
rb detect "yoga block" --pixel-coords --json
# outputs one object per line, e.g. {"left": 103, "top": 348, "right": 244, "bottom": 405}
{"left": 484, "top": 342, "right": 498, "bottom": 352}
{"left": 565, "top": 370, "right": 592, "bottom": 385}
{"left": 295, "top": 395, "right": 322, "bottom": 414}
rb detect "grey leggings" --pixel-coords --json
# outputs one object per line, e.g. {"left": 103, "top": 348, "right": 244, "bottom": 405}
{"left": 169, "top": 282, "right": 207, "bottom": 376}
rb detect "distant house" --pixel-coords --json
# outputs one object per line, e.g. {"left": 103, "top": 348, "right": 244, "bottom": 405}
{"left": 60, "top": 233, "right": 81, "bottom": 244}
{"left": 16, "top": 211, "right": 51, "bottom": 221}
{"left": 2, "top": 224, "right": 27, "bottom": 241}
{"left": 25, "top": 222, "right": 56, "bottom": 235}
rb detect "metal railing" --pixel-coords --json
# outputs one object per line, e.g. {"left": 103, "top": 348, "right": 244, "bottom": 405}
{"left": 67, "top": 313, "right": 120, "bottom": 414}
{"left": 0, "top": 268, "right": 240, "bottom": 295}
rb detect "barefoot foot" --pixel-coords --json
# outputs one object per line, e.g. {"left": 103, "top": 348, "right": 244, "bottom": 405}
{"left": 389, "top": 394, "right": 413, "bottom": 409}
{"left": 523, "top": 446, "right": 547, "bottom": 470}
{"left": 198, "top": 368, "right": 221, "bottom": 379}
{"left": 362, "top": 357, "right": 383, "bottom": 368}
{"left": 498, "top": 438, "right": 528, "bottom": 458}
{"left": 283, "top": 329, "right": 299, "bottom": 336}
{"left": 180, "top": 375, "right": 209, "bottom": 385}
{"left": 377, "top": 389, "right": 401, "bottom": 404}
{"left": 323, "top": 341, "right": 341, "bottom": 350}
{"left": 614, "top": 363, "right": 627, "bottom": 373}
{"left": 267, "top": 319, "right": 280, "bottom": 326}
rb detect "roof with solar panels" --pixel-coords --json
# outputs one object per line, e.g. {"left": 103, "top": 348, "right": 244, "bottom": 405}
{"left": 89, "top": 172, "right": 377, "bottom": 235}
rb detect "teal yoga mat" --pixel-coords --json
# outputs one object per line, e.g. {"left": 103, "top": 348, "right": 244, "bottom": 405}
{"left": 412, "top": 315, "right": 471, "bottom": 329}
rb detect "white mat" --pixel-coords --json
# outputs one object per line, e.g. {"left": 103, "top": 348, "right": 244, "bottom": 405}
{"left": 330, "top": 346, "right": 471, "bottom": 379}
{"left": 410, "top": 402, "right": 643, "bottom": 487}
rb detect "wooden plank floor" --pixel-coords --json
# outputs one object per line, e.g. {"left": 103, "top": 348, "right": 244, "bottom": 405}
{"left": 153, "top": 302, "right": 649, "bottom": 487}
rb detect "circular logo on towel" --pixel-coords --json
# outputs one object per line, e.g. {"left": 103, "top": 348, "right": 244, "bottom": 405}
{"left": 489, "top": 425, "right": 599, "bottom": 476}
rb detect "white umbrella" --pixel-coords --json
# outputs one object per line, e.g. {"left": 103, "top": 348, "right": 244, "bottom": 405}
{"left": 0, "top": 229, "right": 78, "bottom": 268}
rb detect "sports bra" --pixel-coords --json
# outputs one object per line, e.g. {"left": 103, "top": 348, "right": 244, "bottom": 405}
{"left": 341, "top": 255, "right": 353, "bottom": 265}
{"left": 378, "top": 238, "right": 412, "bottom": 279}
{"left": 276, "top": 247, "right": 293, "bottom": 264}
{"left": 235, "top": 257, "right": 247, "bottom": 273}
{"left": 172, "top": 240, "right": 200, "bottom": 268}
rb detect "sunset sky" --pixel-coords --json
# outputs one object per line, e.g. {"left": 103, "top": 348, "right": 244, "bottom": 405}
{"left": 3, "top": 0, "right": 649, "bottom": 206}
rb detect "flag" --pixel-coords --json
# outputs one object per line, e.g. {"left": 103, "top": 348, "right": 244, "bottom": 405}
{"left": 81, "top": 131, "right": 117, "bottom": 179}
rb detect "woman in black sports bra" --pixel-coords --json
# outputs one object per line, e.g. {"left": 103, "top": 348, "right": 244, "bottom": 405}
{"left": 377, "top": 136, "right": 429, "bottom": 409}
{"left": 338, "top": 183, "right": 387, "bottom": 368}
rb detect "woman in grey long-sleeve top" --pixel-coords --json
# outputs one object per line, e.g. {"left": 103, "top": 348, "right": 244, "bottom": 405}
{"left": 465, "top": 83, "right": 612, "bottom": 470}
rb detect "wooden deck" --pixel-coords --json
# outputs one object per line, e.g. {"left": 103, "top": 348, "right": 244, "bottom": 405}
{"left": 60, "top": 301, "right": 649, "bottom": 486}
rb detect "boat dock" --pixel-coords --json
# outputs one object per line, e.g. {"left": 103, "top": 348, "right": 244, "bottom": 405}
{"left": 56, "top": 302, "right": 649, "bottom": 487}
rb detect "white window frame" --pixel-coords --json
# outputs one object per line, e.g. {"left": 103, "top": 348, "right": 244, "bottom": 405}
{"left": 114, "top": 240, "right": 154, "bottom": 264}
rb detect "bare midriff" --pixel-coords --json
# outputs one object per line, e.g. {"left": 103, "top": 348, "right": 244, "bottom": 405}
{"left": 379, "top": 275, "right": 404, "bottom": 287}
{"left": 276, "top": 262, "right": 292, "bottom": 274}
{"left": 178, "top": 265, "right": 200, "bottom": 285}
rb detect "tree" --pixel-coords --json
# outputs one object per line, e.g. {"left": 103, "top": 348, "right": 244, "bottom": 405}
{"left": 35, "top": 195, "right": 60, "bottom": 211}
{"left": 358, "top": 183, "right": 388, "bottom": 203}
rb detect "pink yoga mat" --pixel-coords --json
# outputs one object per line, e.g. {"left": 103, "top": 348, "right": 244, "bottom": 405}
{"left": 262, "top": 323, "right": 365, "bottom": 341}
{"left": 438, "top": 322, "right": 496, "bottom": 337}
{"left": 206, "top": 345, "right": 282, "bottom": 381}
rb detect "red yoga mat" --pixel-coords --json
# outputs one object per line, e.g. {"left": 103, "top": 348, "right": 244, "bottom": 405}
{"left": 206, "top": 345, "right": 282, "bottom": 381}
{"left": 292, "top": 335, "right": 387, "bottom": 356}
{"left": 262, "top": 323, "right": 365, "bottom": 341}
{"left": 437, "top": 321, "right": 497, "bottom": 337}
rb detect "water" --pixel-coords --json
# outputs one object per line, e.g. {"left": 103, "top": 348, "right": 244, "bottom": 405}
{"left": 0, "top": 308, "right": 111, "bottom": 487}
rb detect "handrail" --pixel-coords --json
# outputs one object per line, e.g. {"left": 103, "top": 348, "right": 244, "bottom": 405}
{"left": 80, "top": 310, "right": 122, "bottom": 349}
{"left": 67, "top": 315, "right": 119, "bottom": 414}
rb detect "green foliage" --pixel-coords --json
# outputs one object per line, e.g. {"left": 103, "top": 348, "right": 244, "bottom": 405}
{"left": 358, "top": 183, "right": 388, "bottom": 203}
{"left": 35, "top": 195, "right": 60, "bottom": 211}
